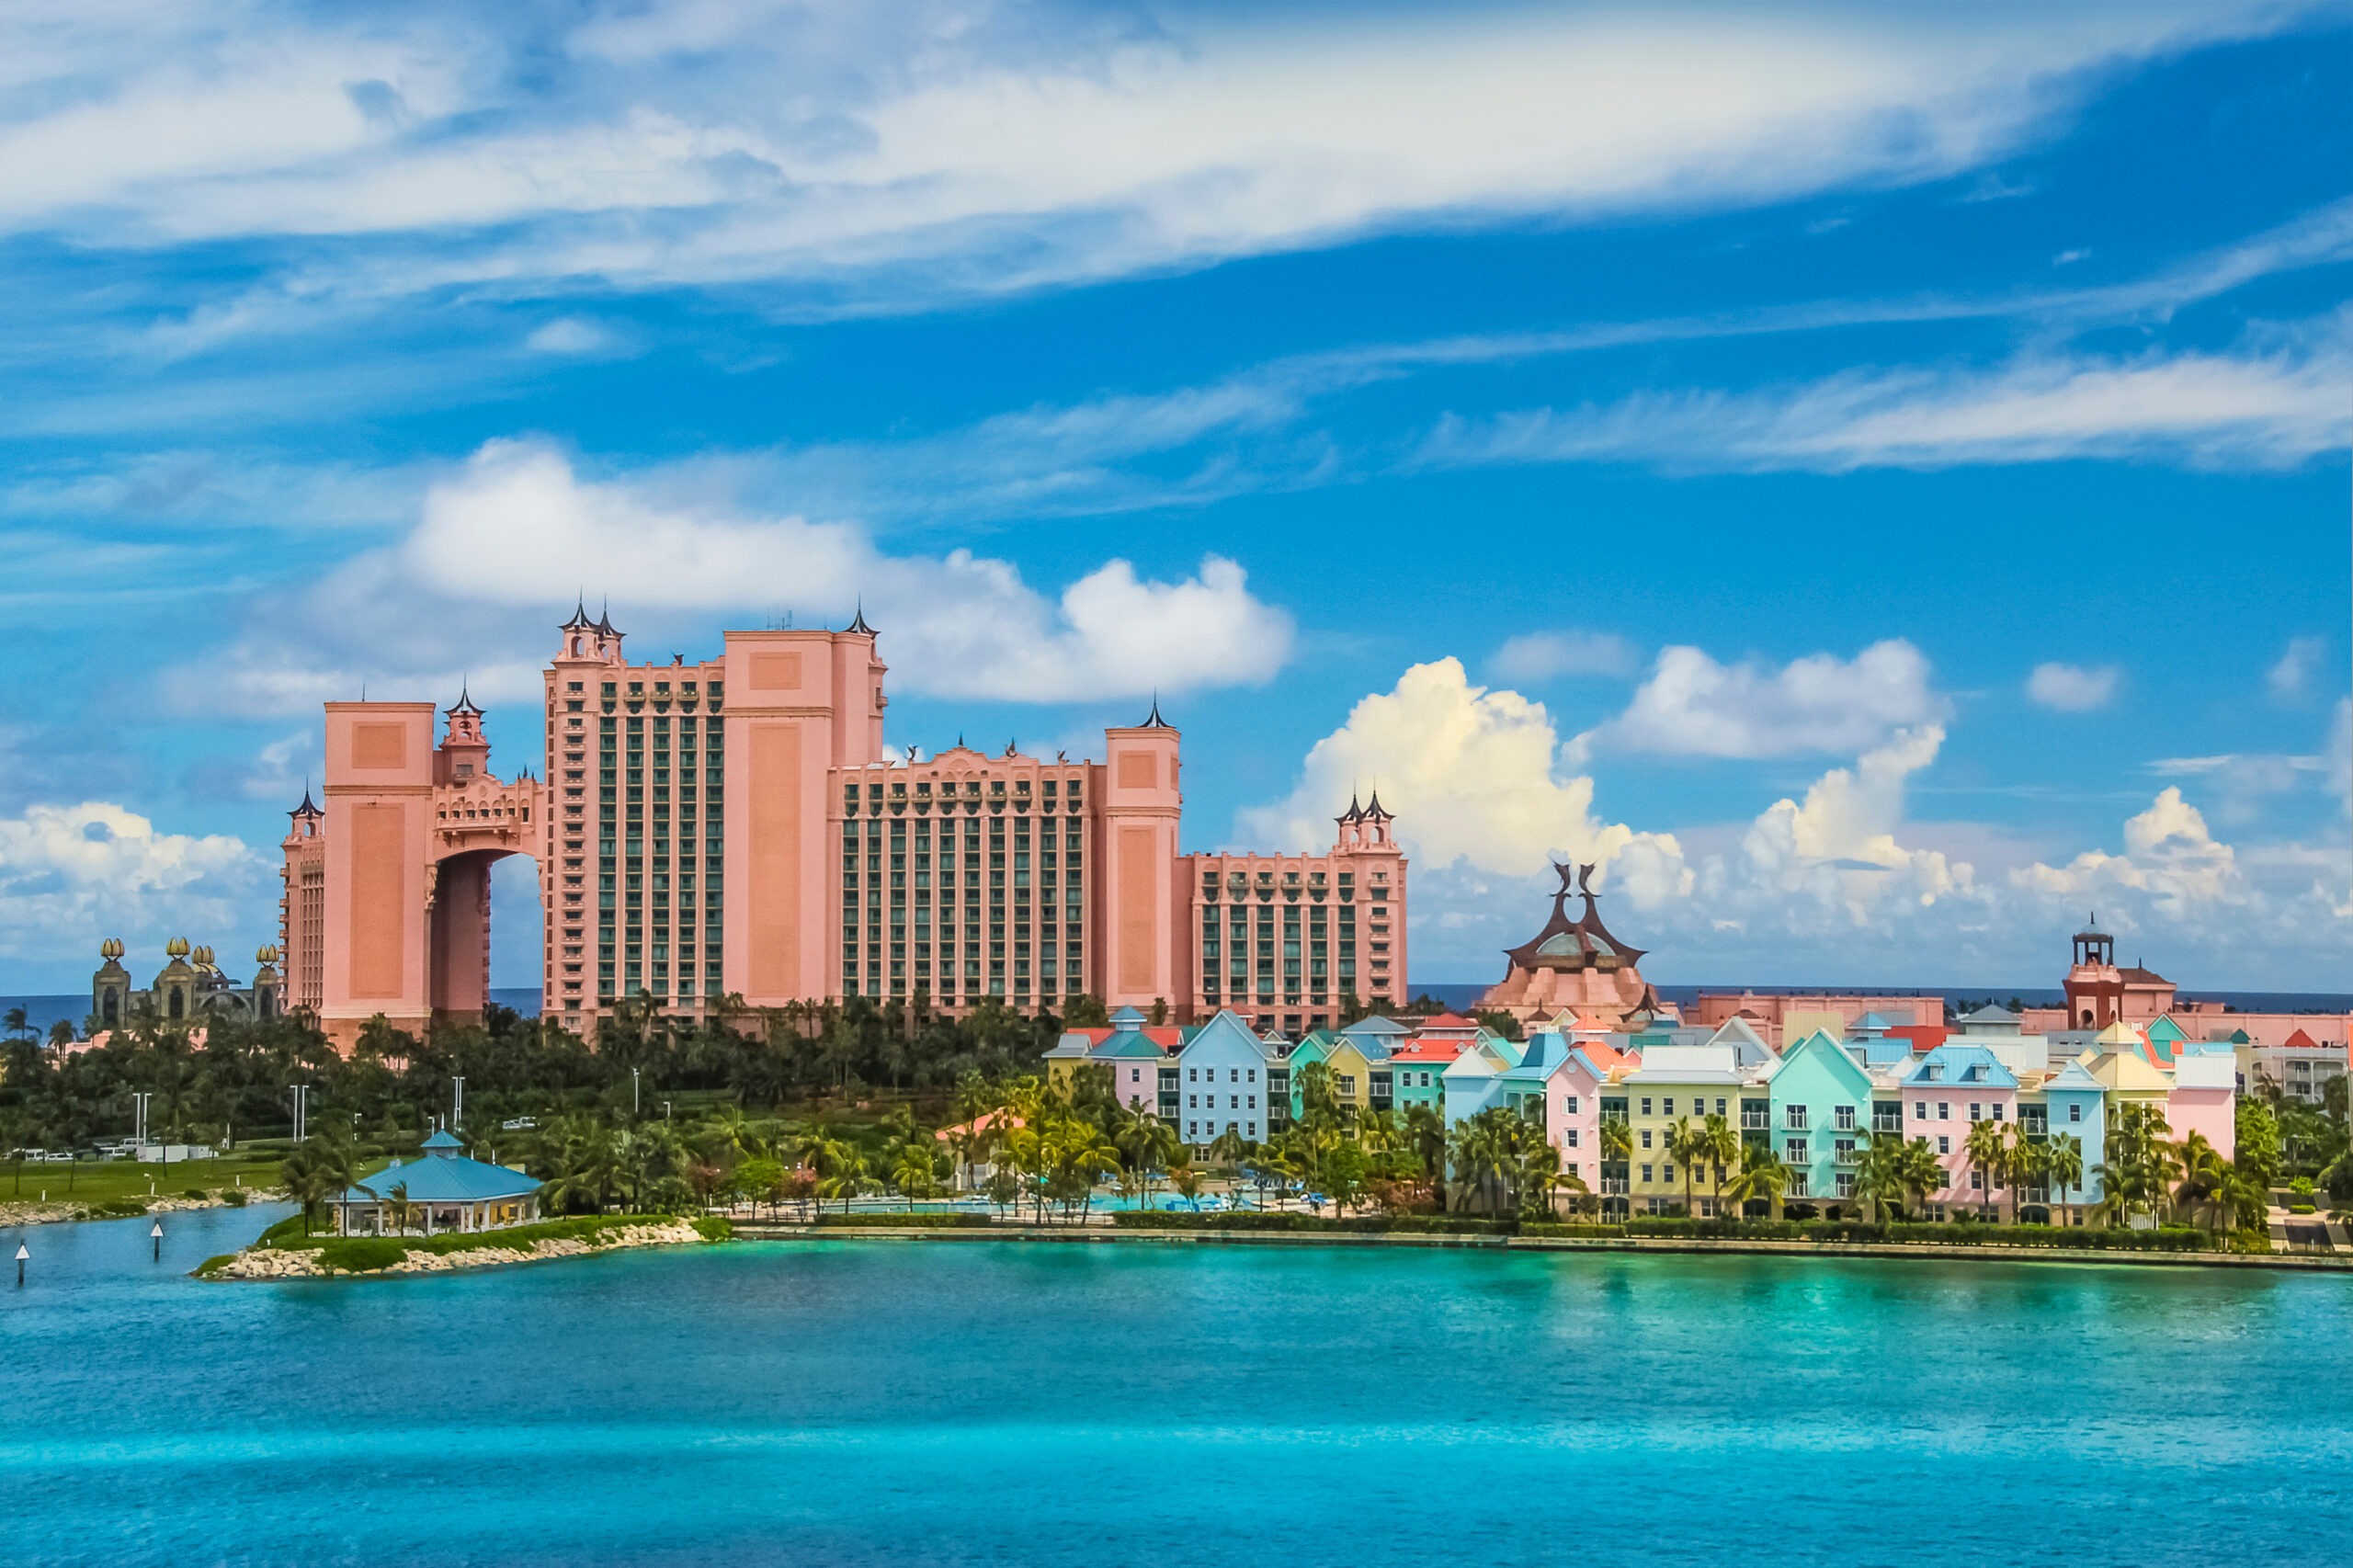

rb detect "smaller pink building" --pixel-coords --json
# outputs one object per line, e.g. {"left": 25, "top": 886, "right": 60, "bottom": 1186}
{"left": 1899, "top": 1044, "right": 2020, "bottom": 1214}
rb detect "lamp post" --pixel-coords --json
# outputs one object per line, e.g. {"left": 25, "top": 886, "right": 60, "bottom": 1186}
{"left": 452, "top": 1075, "right": 466, "bottom": 1132}
{"left": 631, "top": 1067, "right": 641, "bottom": 1117}
{"left": 290, "top": 1084, "right": 309, "bottom": 1142}
{"left": 150, "top": 1221, "right": 164, "bottom": 1263}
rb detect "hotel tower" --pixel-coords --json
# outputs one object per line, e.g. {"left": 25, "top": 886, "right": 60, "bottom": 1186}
{"left": 280, "top": 607, "right": 1406, "bottom": 1047}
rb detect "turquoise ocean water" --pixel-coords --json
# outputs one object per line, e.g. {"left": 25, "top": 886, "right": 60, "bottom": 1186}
{"left": 4, "top": 1206, "right": 2349, "bottom": 1566}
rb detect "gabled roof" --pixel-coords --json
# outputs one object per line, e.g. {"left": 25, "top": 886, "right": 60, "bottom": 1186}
{"left": 1765, "top": 1028, "right": 1875, "bottom": 1095}
{"left": 1108, "top": 1005, "right": 1149, "bottom": 1026}
{"left": 1705, "top": 1016, "right": 1769, "bottom": 1054}
{"left": 2082, "top": 1050, "right": 2170, "bottom": 1095}
{"left": 1622, "top": 1042, "right": 1742, "bottom": 1085}
{"left": 1344, "top": 1016, "right": 1411, "bottom": 1039}
{"left": 2043, "top": 1060, "right": 2104, "bottom": 1093}
{"left": 1498, "top": 1029, "right": 1569, "bottom": 1083}
{"left": 1852, "top": 1012, "right": 1896, "bottom": 1032}
{"left": 1902, "top": 1043, "right": 2019, "bottom": 1091}
{"left": 2282, "top": 1028, "right": 2320, "bottom": 1051}
{"left": 1389, "top": 1038, "right": 1470, "bottom": 1064}
{"left": 1413, "top": 1011, "right": 1475, "bottom": 1030}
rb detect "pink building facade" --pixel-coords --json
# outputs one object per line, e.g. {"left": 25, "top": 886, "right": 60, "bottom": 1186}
{"left": 1900, "top": 1045, "right": 2020, "bottom": 1217}
{"left": 1178, "top": 793, "right": 1407, "bottom": 1038}
{"left": 281, "top": 608, "right": 1401, "bottom": 1047}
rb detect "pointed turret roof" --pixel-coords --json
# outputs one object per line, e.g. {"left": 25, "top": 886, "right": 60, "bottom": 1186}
{"left": 847, "top": 599, "right": 875, "bottom": 635}
{"left": 1362, "top": 790, "right": 1392, "bottom": 821}
{"left": 446, "top": 683, "right": 483, "bottom": 718}
{"left": 1338, "top": 792, "right": 1364, "bottom": 824}
{"left": 561, "top": 597, "right": 595, "bottom": 631}
{"left": 1142, "top": 694, "right": 1173, "bottom": 729}
{"left": 290, "top": 787, "right": 322, "bottom": 819}
{"left": 597, "top": 599, "right": 620, "bottom": 637}
{"left": 1503, "top": 862, "right": 1646, "bottom": 972}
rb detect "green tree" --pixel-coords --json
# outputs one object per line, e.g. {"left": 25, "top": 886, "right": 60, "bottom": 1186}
{"left": 2042, "top": 1132, "right": 2085, "bottom": 1228}
{"left": 1961, "top": 1118, "right": 2010, "bottom": 1221}
{"left": 1720, "top": 1136, "right": 1790, "bottom": 1221}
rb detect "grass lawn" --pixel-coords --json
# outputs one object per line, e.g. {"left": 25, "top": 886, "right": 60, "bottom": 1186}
{"left": 1, "top": 1153, "right": 286, "bottom": 1209}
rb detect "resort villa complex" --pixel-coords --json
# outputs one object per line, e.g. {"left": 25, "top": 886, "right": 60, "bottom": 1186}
{"left": 1048, "top": 877, "right": 2342, "bottom": 1218}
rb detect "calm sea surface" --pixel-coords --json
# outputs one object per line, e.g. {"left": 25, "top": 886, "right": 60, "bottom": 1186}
{"left": 4, "top": 1207, "right": 2349, "bottom": 1567}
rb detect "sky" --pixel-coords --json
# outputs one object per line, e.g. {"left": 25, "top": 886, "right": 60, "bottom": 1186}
{"left": 0, "top": 0, "right": 2347, "bottom": 996}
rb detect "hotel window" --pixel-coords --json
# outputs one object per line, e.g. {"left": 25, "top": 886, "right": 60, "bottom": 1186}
{"left": 2068, "top": 1103, "right": 2083, "bottom": 1123}
{"left": 1938, "top": 1102, "right": 1950, "bottom": 1120}
{"left": 1938, "top": 1136, "right": 1951, "bottom": 1155}
{"left": 1990, "top": 1104, "right": 2005, "bottom": 1121}
{"left": 1662, "top": 1097, "right": 1675, "bottom": 1116}
{"left": 1565, "top": 1129, "right": 1579, "bottom": 1148}
{"left": 1662, "top": 1164, "right": 1676, "bottom": 1183}
{"left": 1639, "top": 1130, "right": 1653, "bottom": 1150}
{"left": 1641, "top": 1098, "right": 1653, "bottom": 1117}
{"left": 1834, "top": 1105, "right": 1857, "bottom": 1131}
{"left": 1641, "top": 1165, "right": 1654, "bottom": 1184}
{"left": 1969, "top": 1102, "right": 1983, "bottom": 1121}
{"left": 1565, "top": 1095, "right": 1579, "bottom": 1114}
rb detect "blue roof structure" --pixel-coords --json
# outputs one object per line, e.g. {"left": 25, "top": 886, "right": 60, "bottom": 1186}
{"left": 339, "top": 1138, "right": 541, "bottom": 1205}
{"left": 1901, "top": 1043, "right": 2019, "bottom": 1091}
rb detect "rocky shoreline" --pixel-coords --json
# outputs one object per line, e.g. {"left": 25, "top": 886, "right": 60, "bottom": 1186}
{"left": 0, "top": 1189, "right": 283, "bottom": 1229}
{"left": 205, "top": 1219, "right": 711, "bottom": 1279}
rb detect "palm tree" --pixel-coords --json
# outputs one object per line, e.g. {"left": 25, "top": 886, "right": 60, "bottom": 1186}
{"left": 1664, "top": 1116, "right": 1703, "bottom": 1217}
{"left": 2171, "top": 1132, "right": 2229, "bottom": 1226}
{"left": 1962, "top": 1118, "right": 2009, "bottom": 1221}
{"left": 1894, "top": 1137, "right": 1944, "bottom": 1220}
{"left": 1207, "top": 1124, "right": 1250, "bottom": 1177}
{"left": 2042, "top": 1133, "right": 2084, "bottom": 1228}
{"left": 1719, "top": 1137, "right": 1789, "bottom": 1221}
{"left": 1598, "top": 1118, "right": 1633, "bottom": 1221}
{"left": 1169, "top": 1158, "right": 1204, "bottom": 1211}
{"left": 1402, "top": 1104, "right": 1448, "bottom": 1203}
{"left": 892, "top": 1142, "right": 942, "bottom": 1202}
{"left": 1699, "top": 1113, "right": 1741, "bottom": 1220}
{"left": 384, "top": 1180, "right": 416, "bottom": 1237}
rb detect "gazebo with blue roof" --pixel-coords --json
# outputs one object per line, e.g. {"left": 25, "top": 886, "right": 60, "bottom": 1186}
{"left": 333, "top": 1129, "right": 544, "bottom": 1237}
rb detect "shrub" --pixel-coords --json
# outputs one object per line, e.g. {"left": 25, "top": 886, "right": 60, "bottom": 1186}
{"left": 222, "top": 1189, "right": 249, "bottom": 1208}
{"left": 2290, "top": 1203, "right": 2316, "bottom": 1214}
{"left": 318, "top": 1238, "right": 407, "bottom": 1273}
{"left": 690, "top": 1215, "right": 733, "bottom": 1241}
{"left": 195, "top": 1254, "right": 238, "bottom": 1277}
{"left": 1109, "top": 1210, "right": 1517, "bottom": 1235}
{"left": 83, "top": 1198, "right": 148, "bottom": 1219}
{"left": 815, "top": 1211, "right": 994, "bottom": 1229}
{"left": 181, "top": 1187, "right": 210, "bottom": 1201}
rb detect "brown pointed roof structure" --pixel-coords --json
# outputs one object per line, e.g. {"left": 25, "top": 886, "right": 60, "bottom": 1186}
{"left": 1503, "top": 862, "right": 1646, "bottom": 973}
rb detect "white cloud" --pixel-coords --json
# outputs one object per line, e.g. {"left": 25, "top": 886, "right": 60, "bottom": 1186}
{"left": 1255, "top": 662, "right": 2349, "bottom": 986}
{"left": 0, "top": 3, "right": 2294, "bottom": 308}
{"left": 0, "top": 801, "right": 258, "bottom": 967}
{"left": 2027, "top": 661, "right": 2120, "bottom": 712}
{"left": 2268, "top": 634, "right": 2328, "bottom": 697}
{"left": 2011, "top": 788, "right": 2241, "bottom": 919}
{"left": 1416, "top": 315, "right": 2353, "bottom": 475}
{"left": 2052, "top": 247, "right": 2091, "bottom": 266}
{"left": 203, "top": 438, "right": 1294, "bottom": 712}
{"left": 1589, "top": 640, "right": 1945, "bottom": 759}
{"left": 1234, "top": 658, "right": 1687, "bottom": 892}
{"left": 525, "top": 317, "right": 619, "bottom": 355}
{"left": 1490, "top": 629, "right": 1638, "bottom": 683}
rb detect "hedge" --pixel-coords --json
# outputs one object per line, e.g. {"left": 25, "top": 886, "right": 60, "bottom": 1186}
{"left": 1524, "top": 1216, "right": 2245, "bottom": 1253}
{"left": 1110, "top": 1210, "right": 1517, "bottom": 1235}
{"left": 259, "top": 1212, "right": 705, "bottom": 1257}
{"left": 814, "top": 1211, "right": 995, "bottom": 1229}
{"left": 318, "top": 1237, "right": 405, "bottom": 1273}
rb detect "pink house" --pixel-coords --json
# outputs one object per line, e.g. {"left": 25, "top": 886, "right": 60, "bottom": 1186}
{"left": 1900, "top": 1044, "right": 2020, "bottom": 1214}
{"left": 1551, "top": 1040, "right": 1631, "bottom": 1193}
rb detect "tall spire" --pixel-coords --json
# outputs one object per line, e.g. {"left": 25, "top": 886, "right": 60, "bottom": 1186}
{"left": 1142, "top": 691, "right": 1172, "bottom": 729}
{"left": 562, "top": 595, "right": 593, "bottom": 631}
{"left": 447, "top": 680, "right": 483, "bottom": 717}
{"left": 847, "top": 598, "right": 875, "bottom": 635}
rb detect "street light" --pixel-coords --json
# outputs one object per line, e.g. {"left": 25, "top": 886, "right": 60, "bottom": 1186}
{"left": 452, "top": 1075, "right": 466, "bottom": 1131}
{"left": 631, "top": 1067, "right": 641, "bottom": 1117}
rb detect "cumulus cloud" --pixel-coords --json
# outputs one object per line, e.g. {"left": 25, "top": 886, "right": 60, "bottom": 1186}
{"left": 1234, "top": 658, "right": 1688, "bottom": 894}
{"left": 1490, "top": 630, "right": 1638, "bottom": 683}
{"left": 1587, "top": 640, "right": 1945, "bottom": 759}
{"left": 1253, "top": 661, "right": 2348, "bottom": 986}
{"left": 2268, "top": 634, "right": 2328, "bottom": 697}
{"left": 202, "top": 438, "right": 1294, "bottom": 712}
{"left": 0, "top": 801, "right": 258, "bottom": 968}
{"left": 2027, "top": 661, "right": 2120, "bottom": 712}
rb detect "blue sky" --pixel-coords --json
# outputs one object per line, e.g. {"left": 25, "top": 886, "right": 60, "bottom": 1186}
{"left": 0, "top": 0, "right": 2346, "bottom": 994}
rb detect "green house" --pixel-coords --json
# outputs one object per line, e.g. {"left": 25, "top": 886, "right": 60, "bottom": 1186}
{"left": 1760, "top": 1028, "right": 1877, "bottom": 1213}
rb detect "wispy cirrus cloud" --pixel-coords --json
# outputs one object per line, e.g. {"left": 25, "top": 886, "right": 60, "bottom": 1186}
{"left": 0, "top": 1, "right": 2310, "bottom": 314}
{"left": 1414, "top": 312, "right": 2353, "bottom": 475}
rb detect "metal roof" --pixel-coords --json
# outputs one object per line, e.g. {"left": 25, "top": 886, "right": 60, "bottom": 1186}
{"left": 339, "top": 1152, "right": 541, "bottom": 1205}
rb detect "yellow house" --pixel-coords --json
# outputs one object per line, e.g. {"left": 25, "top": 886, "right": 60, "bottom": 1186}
{"left": 1620, "top": 1042, "right": 1749, "bottom": 1216}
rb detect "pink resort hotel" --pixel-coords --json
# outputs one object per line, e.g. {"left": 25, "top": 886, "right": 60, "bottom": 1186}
{"left": 278, "top": 606, "right": 1406, "bottom": 1048}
